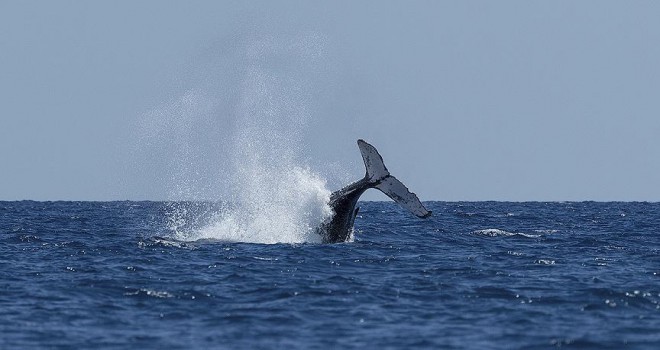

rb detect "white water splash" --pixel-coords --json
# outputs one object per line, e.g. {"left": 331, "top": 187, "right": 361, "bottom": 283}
{"left": 145, "top": 33, "right": 335, "bottom": 244}
{"left": 188, "top": 167, "right": 332, "bottom": 244}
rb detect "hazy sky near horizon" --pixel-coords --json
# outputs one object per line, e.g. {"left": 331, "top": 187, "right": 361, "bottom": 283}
{"left": 1, "top": 1, "right": 659, "bottom": 201}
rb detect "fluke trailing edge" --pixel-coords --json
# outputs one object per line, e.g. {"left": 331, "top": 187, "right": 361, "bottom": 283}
{"left": 318, "top": 139, "right": 431, "bottom": 243}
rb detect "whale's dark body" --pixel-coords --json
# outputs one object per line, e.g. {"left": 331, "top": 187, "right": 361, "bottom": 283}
{"left": 318, "top": 140, "right": 431, "bottom": 243}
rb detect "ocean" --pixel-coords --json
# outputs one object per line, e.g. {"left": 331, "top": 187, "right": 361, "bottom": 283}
{"left": 1, "top": 201, "right": 659, "bottom": 349}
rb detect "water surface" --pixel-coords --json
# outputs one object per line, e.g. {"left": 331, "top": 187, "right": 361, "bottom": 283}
{"left": 1, "top": 201, "right": 659, "bottom": 349}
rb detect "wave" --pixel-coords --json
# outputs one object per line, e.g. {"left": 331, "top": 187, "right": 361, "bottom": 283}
{"left": 471, "top": 228, "right": 541, "bottom": 238}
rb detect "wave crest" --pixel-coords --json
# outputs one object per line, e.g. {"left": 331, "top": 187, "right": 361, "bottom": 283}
{"left": 471, "top": 228, "right": 540, "bottom": 238}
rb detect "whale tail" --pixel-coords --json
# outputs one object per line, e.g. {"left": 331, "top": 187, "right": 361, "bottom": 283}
{"left": 357, "top": 139, "right": 432, "bottom": 218}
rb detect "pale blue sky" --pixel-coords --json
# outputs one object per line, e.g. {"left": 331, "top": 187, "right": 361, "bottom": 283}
{"left": 1, "top": 1, "right": 659, "bottom": 201}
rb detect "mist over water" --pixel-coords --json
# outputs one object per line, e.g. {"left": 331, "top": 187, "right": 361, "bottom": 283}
{"left": 136, "top": 33, "right": 336, "bottom": 243}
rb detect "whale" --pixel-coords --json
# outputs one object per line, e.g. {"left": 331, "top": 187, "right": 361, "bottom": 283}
{"left": 317, "top": 139, "right": 431, "bottom": 243}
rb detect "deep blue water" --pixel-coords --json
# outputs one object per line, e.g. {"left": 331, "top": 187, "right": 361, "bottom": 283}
{"left": 1, "top": 201, "right": 659, "bottom": 349}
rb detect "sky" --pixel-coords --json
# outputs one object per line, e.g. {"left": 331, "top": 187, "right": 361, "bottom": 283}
{"left": 1, "top": 1, "right": 659, "bottom": 201}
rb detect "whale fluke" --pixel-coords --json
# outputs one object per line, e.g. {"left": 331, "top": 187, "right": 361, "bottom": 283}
{"left": 319, "top": 139, "right": 431, "bottom": 243}
{"left": 357, "top": 139, "right": 431, "bottom": 218}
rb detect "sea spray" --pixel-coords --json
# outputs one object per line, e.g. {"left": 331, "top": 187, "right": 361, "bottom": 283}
{"left": 187, "top": 167, "right": 332, "bottom": 243}
{"left": 154, "top": 33, "right": 335, "bottom": 243}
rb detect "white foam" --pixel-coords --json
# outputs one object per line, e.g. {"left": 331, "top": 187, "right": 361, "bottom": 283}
{"left": 533, "top": 229, "right": 559, "bottom": 234}
{"left": 471, "top": 229, "right": 540, "bottom": 238}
